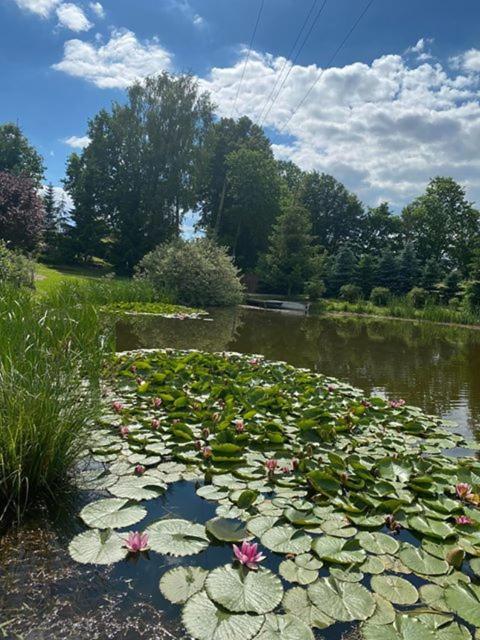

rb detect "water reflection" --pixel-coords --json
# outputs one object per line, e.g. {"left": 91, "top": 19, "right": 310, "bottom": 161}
{"left": 117, "top": 307, "right": 480, "bottom": 440}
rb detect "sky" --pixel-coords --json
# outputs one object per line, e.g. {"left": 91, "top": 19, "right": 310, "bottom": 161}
{"left": 1, "top": 0, "right": 480, "bottom": 217}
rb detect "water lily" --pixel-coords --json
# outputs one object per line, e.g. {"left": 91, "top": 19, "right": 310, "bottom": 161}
{"left": 130, "top": 365, "right": 137, "bottom": 374}
{"left": 456, "top": 482, "right": 472, "bottom": 499}
{"left": 249, "top": 358, "right": 260, "bottom": 366}
{"left": 135, "top": 464, "right": 145, "bottom": 475}
{"left": 212, "top": 412, "right": 220, "bottom": 423}
{"left": 136, "top": 377, "right": 144, "bottom": 386}
{"left": 326, "top": 385, "right": 335, "bottom": 393}
{"left": 112, "top": 401, "right": 123, "bottom": 413}
{"left": 194, "top": 440, "right": 202, "bottom": 451}
{"left": 265, "top": 459, "right": 278, "bottom": 473}
{"left": 202, "top": 446, "right": 212, "bottom": 459}
{"left": 455, "top": 515, "right": 473, "bottom": 525}
{"left": 292, "top": 458, "right": 299, "bottom": 470}
{"left": 235, "top": 419, "right": 245, "bottom": 433}
{"left": 202, "top": 427, "right": 210, "bottom": 439}
{"left": 153, "top": 397, "right": 162, "bottom": 408}
{"left": 119, "top": 425, "right": 130, "bottom": 438}
{"left": 233, "top": 540, "right": 266, "bottom": 570}
{"left": 151, "top": 418, "right": 160, "bottom": 429}
{"left": 390, "top": 399, "right": 406, "bottom": 409}
{"left": 123, "top": 531, "right": 149, "bottom": 553}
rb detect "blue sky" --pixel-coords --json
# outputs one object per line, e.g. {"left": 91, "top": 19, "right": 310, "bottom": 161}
{"left": 1, "top": 0, "right": 480, "bottom": 212}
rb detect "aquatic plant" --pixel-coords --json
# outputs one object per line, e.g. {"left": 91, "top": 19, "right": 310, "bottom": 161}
{"left": 123, "top": 531, "right": 149, "bottom": 553}
{"left": 69, "top": 349, "right": 480, "bottom": 640}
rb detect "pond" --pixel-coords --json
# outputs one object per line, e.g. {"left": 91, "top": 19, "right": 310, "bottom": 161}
{"left": 2, "top": 308, "right": 480, "bottom": 639}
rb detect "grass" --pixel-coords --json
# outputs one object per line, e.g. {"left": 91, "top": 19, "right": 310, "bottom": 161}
{"left": 35, "top": 262, "right": 118, "bottom": 294}
{"left": 0, "top": 283, "right": 113, "bottom": 523}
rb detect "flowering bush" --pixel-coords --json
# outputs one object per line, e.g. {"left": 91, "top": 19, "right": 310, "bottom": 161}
{"left": 136, "top": 238, "right": 244, "bottom": 307}
{"left": 0, "top": 240, "right": 35, "bottom": 288}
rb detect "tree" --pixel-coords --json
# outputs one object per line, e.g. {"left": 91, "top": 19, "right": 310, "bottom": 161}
{"left": 299, "top": 172, "right": 364, "bottom": 251}
{"left": 0, "top": 123, "right": 44, "bottom": 185}
{"left": 357, "top": 254, "right": 377, "bottom": 297}
{"left": 402, "top": 177, "right": 480, "bottom": 275}
{"left": 360, "top": 202, "right": 402, "bottom": 253}
{"left": 0, "top": 171, "right": 44, "bottom": 251}
{"left": 260, "top": 203, "right": 317, "bottom": 295}
{"left": 65, "top": 73, "right": 214, "bottom": 273}
{"left": 276, "top": 160, "right": 305, "bottom": 198}
{"left": 421, "top": 257, "right": 443, "bottom": 293}
{"left": 398, "top": 243, "right": 420, "bottom": 294}
{"left": 329, "top": 245, "right": 358, "bottom": 295}
{"left": 375, "top": 249, "right": 400, "bottom": 293}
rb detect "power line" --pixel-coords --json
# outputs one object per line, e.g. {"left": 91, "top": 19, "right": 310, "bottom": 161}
{"left": 258, "top": 0, "right": 328, "bottom": 127}
{"left": 230, "top": 0, "right": 266, "bottom": 118}
{"left": 279, "top": 0, "right": 374, "bottom": 133}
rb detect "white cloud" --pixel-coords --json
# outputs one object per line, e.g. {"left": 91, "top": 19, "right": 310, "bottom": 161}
{"left": 406, "top": 37, "right": 434, "bottom": 62}
{"left": 450, "top": 48, "right": 480, "bottom": 74}
{"left": 62, "top": 135, "right": 91, "bottom": 149}
{"left": 13, "top": 0, "right": 60, "bottom": 18}
{"left": 166, "top": 0, "right": 206, "bottom": 28}
{"left": 89, "top": 1, "right": 104, "bottom": 18}
{"left": 201, "top": 48, "right": 480, "bottom": 208}
{"left": 56, "top": 3, "right": 92, "bottom": 32}
{"left": 40, "top": 185, "right": 73, "bottom": 212}
{"left": 52, "top": 29, "right": 173, "bottom": 88}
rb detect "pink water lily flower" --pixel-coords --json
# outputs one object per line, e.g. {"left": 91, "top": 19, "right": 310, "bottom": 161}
{"left": 265, "top": 459, "right": 278, "bottom": 473}
{"left": 151, "top": 418, "right": 160, "bottom": 430}
{"left": 123, "top": 531, "right": 149, "bottom": 553}
{"left": 233, "top": 541, "right": 266, "bottom": 570}
{"left": 119, "top": 425, "right": 130, "bottom": 438}
{"left": 456, "top": 483, "right": 473, "bottom": 499}
{"left": 235, "top": 419, "right": 245, "bottom": 433}
{"left": 390, "top": 399, "right": 406, "bottom": 409}
{"left": 202, "top": 446, "right": 212, "bottom": 459}
{"left": 455, "top": 515, "right": 473, "bottom": 526}
{"left": 153, "top": 397, "right": 162, "bottom": 408}
{"left": 135, "top": 464, "right": 145, "bottom": 475}
{"left": 112, "top": 401, "right": 123, "bottom": 413}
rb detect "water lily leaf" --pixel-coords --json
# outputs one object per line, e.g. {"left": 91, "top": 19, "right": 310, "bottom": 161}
{"left": 261, "top": 525, "right": 311, "bottom": 555}
{"left": 80, "top": 498, "right": 146, "bottom": 529}
{"left": 469, "top": 557, "right": 480, "bottom": 576}
{"left": 279, "top": 559, "right": 318, "bottom": 585}
{"left": 419, "top": 584, "right": 451, "bottom": 612}
{"left": 205, "top": 565, "right": 283, "bottom": 614}
{"left": 182, "top": 590, "right": 264, "bottom": 640}
{"left": 399, "top": 545, "right": 449, "bottom": 575}
{"left": 146, "top": 518, "right": 209, "bottom": 556}
{"left": 312, "top": 536, "right": 366, "bottom": 565}
{"left": 330, "top": 567, "right": 363, "bottom": 582}
{"left": 368, "top": 593, "right": 396, "bottom": 625}
{"left": 159, "top": 566, "right": 208, "bottom": 604}
{"left": 445, "top": 583, "right": 480, "bottom": 626}
{"left": 362, "top": 613, "right": 437, "bottom": 640}
{"left": 308, "top": 577, "right": 375, "bottom": 622}
{"left": 255, "top": 613, "right": 314, "bottom": 640}
{"left": 235, "top": 489, "right": 259, "bottom": 509}
{"left": 68, "top": 529, "right": 128, "bottom": 565}
{"left": 361, "top": 555, "right": 385, "bottom": 574}
{"left": 247, "top": 516, "right": 279, "bottom": 537}
{"left": 197, "top": 485, "right": 229, "bottom": 500}
{"left": 282, "top": 587, "right": 334, "bottom": 629}
{"left": 436, "top": 622, "right": 472, "bottom": 640}
{"left": 371, "top": 575, "right": 419, "bottom": 605}
{"left": 206, "top": 518, "right": 248, "bottom": 542}
{"left": 320, "top": 519, "right": 357, "bottom": 538}
{"left": 108, "top": 476, "right": 165, "bottom": 500}
{"left": 295, "top": 553, "right": 323, "bottom": 571}
{"left": 408, "top": 515, "right": 456, "bottom": 540}
{"left": 357, "top": 531, "right": 400, "bottom": 555}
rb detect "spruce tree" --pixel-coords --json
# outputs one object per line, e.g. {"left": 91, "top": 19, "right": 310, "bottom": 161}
{"left": 375, "top": 249, "right": 400, "bottom": 293}
{"left": 357, "top": 253, "right": 376, "bottom": 297}
{"left": 329, "top": 245, "right": 358, "bottom": 295}
{"left": 398, "top": 243, "right": 420, "bottom": 293}
{"left": 421, "top": 258, "right": 443, "bottom": 293}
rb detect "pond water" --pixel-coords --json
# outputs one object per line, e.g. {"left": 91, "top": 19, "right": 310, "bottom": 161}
{"left": 2, "top": 308, "right": 480, "bottom": 639}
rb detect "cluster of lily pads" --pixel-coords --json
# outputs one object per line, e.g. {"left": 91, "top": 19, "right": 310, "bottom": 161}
{"left": 102, "top": 301, "right": 208, "bottom": 320}
{"left": 70, "top": 349, "right": 480, "bottom": 640}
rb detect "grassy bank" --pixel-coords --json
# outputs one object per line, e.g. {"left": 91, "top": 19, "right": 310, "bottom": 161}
{"left": 35, "top": 263, "right": 117, "bottom": 294}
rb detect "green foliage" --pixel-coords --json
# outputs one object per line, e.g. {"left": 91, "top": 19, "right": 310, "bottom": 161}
{"left": 406, "top": 287, "right": 429, "bottom": 308}
{"left": 421, "top": 257, "right": 443, "bottom": 293}
{"left": 370, "top": 286, "right": 391, "bottom": 306}
{"left": 375, "top": 249, "right": 400, "bottom": 292}
{"left": 0, "top": 283, "right": 111, "bottom": 521}
{"left": 305, "top": 278, "right": 326, "bottom": 302}
{"left": 0, "top": 240, "right": 35, "bottom": 287}
{"left": 102, "top": 300, "right": 203, "bottom": 317}
{"left": 339, "top": 283, "right": 362, "bottom": 302}
{"left": 358, "top": 253, "right": 377, "bottom": 296}
{"left": 360, "top": 202, "right": 402, "bottom": 253}
{"left": 0, "top": 123, "right": 44, "bottom": 185}
{"left": 136, "top": 237, "right": 244, "bottom": 307}
{"left": 464, "top": 280, "right": 480, "bottom": 310}
{"left": 398, "top": 243, "right": 420, "bottom": 293}
{"left": 328, "top": 245, "right": 358, "bottom": 294}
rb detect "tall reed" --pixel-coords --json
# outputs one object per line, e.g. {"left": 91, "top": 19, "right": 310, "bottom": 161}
{"left": 0, "top": 283, "right": 113, "bottom": 523}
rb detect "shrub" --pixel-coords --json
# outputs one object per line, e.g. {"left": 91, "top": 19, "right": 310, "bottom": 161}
{"left": 0, "top": 240, "right": 35, "bottom": 287}
{"left": 305, "top": 278, "right": 325, "bottom": 302}
{"left": 407, "top": 286, "right": 428, "bottom": 308}
{"left": 464, "top": 280, "right": 480, "bottom": 310}
{"left": 0, "top": 171, "right": 45, "bottom": 251}
{"left": 136, "top": 238, "right": 244, "bottom": 307}
{"left": 370, "top": 287, "right": 391, "bottom": 306}
{"left": 339, "top": 284, "right": 362, "bottom": 303}
{"left": 0, "top": 283, "right": 112, "bottom": 521}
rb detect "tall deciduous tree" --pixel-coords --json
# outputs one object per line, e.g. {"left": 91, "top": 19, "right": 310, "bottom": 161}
{"left": 299, "top": 172, "right": 364, "bottom": 251}
{"left": 0, "top": 171, "right": 44, "bottom": 251}
{"left": 0, "top": 123, "right": 44, "bottom": 186}
{"left": 65, "top": 73, "right": 213, "bottom": 273}
{"left": 402, "top": 177, "right": 480, "bottom": 275}
{"left": 360, "top": 202, "right": 402, "bottom": 253}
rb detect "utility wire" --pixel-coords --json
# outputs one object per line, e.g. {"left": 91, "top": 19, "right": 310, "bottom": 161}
{"left": 230, "top": 0, "right": 266, "bottom": 118}
{"left": 279, "top": 0, "right": 374, "bottom": 133}
{"left": 258, "top": 0, "right": 328, "bottom": 127}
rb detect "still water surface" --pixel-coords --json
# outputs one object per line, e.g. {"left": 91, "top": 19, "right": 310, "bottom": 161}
{"left": 2, "top": 308, "right": 480, "bottom": 639}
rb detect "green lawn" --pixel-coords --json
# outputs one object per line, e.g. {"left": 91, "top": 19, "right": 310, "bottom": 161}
{"left": 35, "top": 263, "right": 118, "bottom": 294}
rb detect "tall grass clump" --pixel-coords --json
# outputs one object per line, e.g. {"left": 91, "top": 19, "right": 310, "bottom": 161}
{"left": 73, "top": 277, "right": 161, "bottom": 306}
{"left": 0, "top": 282, "right": 113, "bottom": 523}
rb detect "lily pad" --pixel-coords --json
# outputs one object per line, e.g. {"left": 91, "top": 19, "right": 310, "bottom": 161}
{"left": 146, "top": 518, "right": 209, "bottom": 556}
{"left": 282, "top": 587, "right": 334, "bottom": 629}
{"left": 445, "top": 583, "right": 480, "bottom": 626}
{"left": 68, "top": 529, "right": 128, "bottom": 565}
{"left": 362, "top": 613, "right": 437, "bottom": 640}
{"left": 357, "top": 531, "right": 400, "bottom": 555}
{"left": 308, "top": 577, "right": 375, "bottom": 622}
{"left": 312, "top": 536, "right": 365, "bottom": 565}
{"left": 279, "top": 559, "right": 318, "bottom": 585}
{"left": 206, "top": 518, "right": 249, "bottom": 542}
{"left": 399, "top": 546, "right": 449, "bottom": 576}
{"left": 261, "top": 525, "right": 311, "bottom": 555}
{"left": 79, "top": 498, "right": 146, "bottom": 529}
{"left": 371, "top": 575, "right": 419, "bottom": 605}
{"left": 159, "top": 566, "right": 208, "bottom": 604}
{"left": 255, "top": 613, "right": 314, "bottom": 640}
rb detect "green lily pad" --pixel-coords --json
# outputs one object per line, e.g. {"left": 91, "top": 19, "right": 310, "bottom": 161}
{"left": 282, "top": 587, "right": 334, "bottom": 629}
{"left": 399, "top": 546, "right": 449, "bottom": 575}
{"left": 261, "top": 525, "right": 311, "bottom": 555}
{"left": 445, "top": 583, "right": 480, "bottom": 626}
{"left": 206, "top": 518, "right": 249, "bottom": 542}
{"left": 279, "top": 559, "right": 318, "bottom": 585}
{"left": 408, "top": 515, "right": 456, "bottom": 540}
{"left": 145, "top": 518, "right": 209, "bottom": 556}
{"left": 312, "top": 536, "right": 366, "bottom": 565}
{"left": 308, "top": 577, "right": 375, "bottom": 622}
{"left": 362, "top": 613, "right": 437, "bottom": 640}
{"left": 255, "top": 614, "right": 314, "bottom": 640}
{"left": 357, "top": 531, "right": 400, "bottom": 555}
{"left": 159, "top": 566, "right": 208, "bottom": 604}
{"left": 205, "top": 565, "right": 283, "bottom": 614}
{"left": 371, "top": 575, "right": 419, "bottom": 605}
{"left": 68, "top": 529, "right": 128, "bottom": 565}
{"left": 79, "top": 498, "right": 146, "bottom": 529}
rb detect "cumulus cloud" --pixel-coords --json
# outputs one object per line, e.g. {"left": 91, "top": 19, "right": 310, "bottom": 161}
{"left": 406, "top": 37, "right": 434, "bottom": 61}
{"left": 56, "top": 3, "right": 92, "bottom": 31}
{"left": 450, "top": 48, "right": 480, "bottom": 74}
{"left": 166, "top": 0, "right": 206, "bottom": 28}
{"left": 63, "top": 135, "right": 91, "bottom": 149}
{"left": 13, "top": 0, "right": 60, "bottom": 18}
{"left": 201, "top": 48, "right": 480, "bottom": 208}
{"left": 89, "top": 1, "right": 104, "bottom": 18}
{"left": 52, "top": 29, "right": 173, "bottom": 88}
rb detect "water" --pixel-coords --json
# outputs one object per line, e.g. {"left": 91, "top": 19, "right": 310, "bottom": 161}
{"left": 2, "top": 307, "right": 480, "bottom": 639}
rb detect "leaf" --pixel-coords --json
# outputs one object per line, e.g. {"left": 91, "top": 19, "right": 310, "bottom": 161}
{"left": 80, "top": 498, "right": 146, "bottom": 529}
{"left": 279, "top": 559, "right": 318, "bottom": 585}
{"left": 362, "top": 613, "right": 437, "bottom": 640}
{"left": 159, "top": 566, "right": 208, "bottom": 604}
{"left": 182, "top": 590, "right": 264, "bottom": 640}
{"left": 261, "top": 525, "right": 311, "bottom": 555}
{"left": 408, "top": 515, "right": 456, "bottom": 540}
{"left": 436, "top": 623, "right": 472, "bottom": 640}
{"left": 108, "top": 476, "right": 165, "bottom": 500}
{"left": 69, "top": 529, "right": 128, "bottom": 565}
{"left": 255, "top": 614, "right": 314, "bottom": 640}
{"left": 398, "top": 545, "right": 449, "bottom": 575}
{"left": 205, "top": 565, "right": 283, "bottom": 614}
{"left": 206, "top": 518, "right": 248, "bottom": 542}
{"left": 236, "top": 489, "right": 259, "bottom": 509}
{"left": 368, "top": 594, "right": 396, "bottom": 626}
{"left": 307, "top": 471, "right": 341, "bottom": 496}
{"left": 247, "top": 516, "right": 279, "bottom": 537}
{"left": 308, "top": 577, "right": 375, "bottom": 622}
{"left": 357, "top": 531, "right": 400, "bottom": 555}
{"left": 145, "top": 518, "right": 209, "bottom": 556}
{"left": 445, "top": 583, "right": 480, "bottom": 626}
{"left": 312, "top": 536, "right": 365, "bottom": 565}
{"left": 282, "top": 586, "right": 334, "bottom": 630}
{"left": 371, "top": 575, "right": 419, "bottom": 605}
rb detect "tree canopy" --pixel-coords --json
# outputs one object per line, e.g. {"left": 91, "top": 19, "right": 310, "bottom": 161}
{"left": 0, "top": 123, "right": 44, "bottom": 186}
